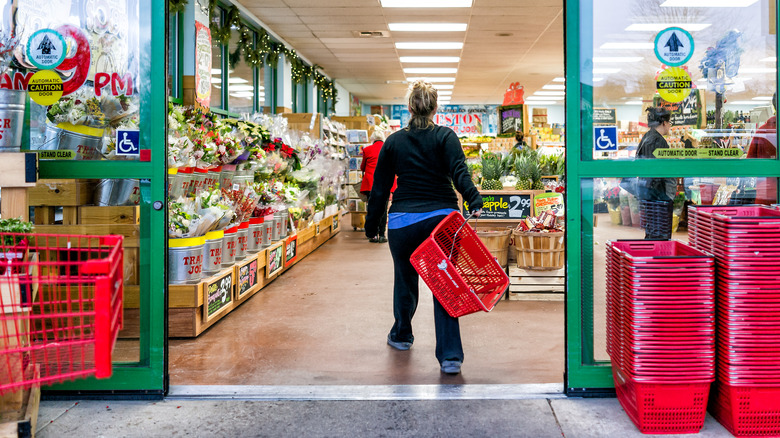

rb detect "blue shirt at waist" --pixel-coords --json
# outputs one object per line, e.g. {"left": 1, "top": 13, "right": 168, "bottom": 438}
{"left": 388, "top": 209, "right": 457, "bottom": 229}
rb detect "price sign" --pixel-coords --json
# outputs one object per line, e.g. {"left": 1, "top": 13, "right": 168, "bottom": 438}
{"left": 237, "top": 258, "right": 259, "bottom": 300}
{"left": 204, "top": 272, "right": 233, "bottom": 321}
{"left": 464, "top": 193, "right": 533, "bottom": 219}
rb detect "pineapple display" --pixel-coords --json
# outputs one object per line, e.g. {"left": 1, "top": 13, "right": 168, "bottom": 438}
{"left": 514, "top": 156, "right": 532, "bottom": 190}
{"left": 480, "top": 156, "right": 503, "bottom": 190}
{"left": 530, "top": 160, "right": 545, "bottom": 190}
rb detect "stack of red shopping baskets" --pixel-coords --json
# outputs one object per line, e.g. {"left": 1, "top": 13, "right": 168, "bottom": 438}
{"left": 606, "top": 240, "right": 715, "bottom": 434}
{"left": 689, "top": 206, "right": 780, "bottom": 437}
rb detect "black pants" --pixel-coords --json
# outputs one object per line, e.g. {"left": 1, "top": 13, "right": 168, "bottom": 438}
{"left": 365, "top": 192, "right": 388, "bottom": 237}
{"left": 387, "top": 215, "right": 463, "bottom": 364}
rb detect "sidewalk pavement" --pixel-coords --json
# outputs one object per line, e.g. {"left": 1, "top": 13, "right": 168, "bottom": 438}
{"left": 36, "top": 396, "right": 735, "bottom": 437}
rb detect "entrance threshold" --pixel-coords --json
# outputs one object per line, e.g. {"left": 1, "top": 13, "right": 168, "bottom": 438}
{"left": 167, "top": 383, "right": 565, "bottom": 401}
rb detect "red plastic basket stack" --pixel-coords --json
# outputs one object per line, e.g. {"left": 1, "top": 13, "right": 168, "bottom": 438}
{"left": 606, "top": 240, "right": 715, "bottom": 434}
{"left": 692, "top": 206, "right": 780, "bottom": 437}
{"left": 0, "top": 233, "right": 124, "bottom": 394}
{"left": 410, "top": 212, "right": 509, "bottom": 318}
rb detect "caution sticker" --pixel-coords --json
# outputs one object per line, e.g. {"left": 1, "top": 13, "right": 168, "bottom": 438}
{"left": 26, "top": 28, "right": 67, "bottom": 70}
{"left": 27, "top": 70, "right": 63, "bottom": 106}
{"left": 656, "top": 67, "right": 692, "bottom": 104}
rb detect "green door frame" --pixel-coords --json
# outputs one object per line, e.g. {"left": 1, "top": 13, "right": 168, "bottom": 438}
{"left": 564, "top": 0, "right": 780, "bottom": 394}
{"left": 39, "top": 0, "right": 168, "bottom": 396}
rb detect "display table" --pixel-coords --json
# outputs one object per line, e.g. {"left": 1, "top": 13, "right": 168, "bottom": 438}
{"left": 167, "top": 212, "right": 343, "bottom": 337}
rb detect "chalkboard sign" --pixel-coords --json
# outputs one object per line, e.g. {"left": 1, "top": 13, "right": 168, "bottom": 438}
{"left": 463, "top": 192, "right": 534, "bottom": 219}
{"left": 266, "top": 241, "right": 284, "bottom": 278}
{"left": 332, "top": 215, "right": 339, "bottom": 231}
{"left": 499, "top": 104, "right": 524, "bottom": 135}
{"left": 284, "top": 235, "right": 298, "bottom": 267}
{"left": 655, "top": 89, "right": 702, "bottom": 127}
{"left": 593, "top": 108, "right": 616, "bottom": 125}
{"left": 237, "top": 258, "right": 258, "bottom": 300}
{"left": 205, "top": 272, "right": 233, "bottom": 321}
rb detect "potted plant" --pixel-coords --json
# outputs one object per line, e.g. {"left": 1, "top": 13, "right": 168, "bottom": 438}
{"left": 604, "top": 186, "right": 622, "bottom": 225}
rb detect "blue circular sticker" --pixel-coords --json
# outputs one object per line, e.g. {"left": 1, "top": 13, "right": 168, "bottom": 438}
{"left": 26, "top": 28, "right": 67, "bottom": 70}
{"left": 654, "top": 27, "right": 694, "bottom": 67}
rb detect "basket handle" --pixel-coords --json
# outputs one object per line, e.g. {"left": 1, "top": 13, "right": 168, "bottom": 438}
{"left": 447, "top": 211, "right": 479, "bottom": 261}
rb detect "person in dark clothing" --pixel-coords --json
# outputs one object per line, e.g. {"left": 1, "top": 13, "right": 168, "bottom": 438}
{"left": 746, "top": 92, "right": 778, "bottom": 203}
{"left": 365, "top": 80, "right": 483, "bottom": 375}
{"left": 513, "top": 132, "right": 526, "bottom": 150}
{"left": 635, "top": 107, "right": 676, "bottom": 240}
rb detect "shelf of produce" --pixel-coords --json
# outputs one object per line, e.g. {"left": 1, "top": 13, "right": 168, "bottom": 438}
{"left": 167, "top": 213, "right": 341, "bottom": 338}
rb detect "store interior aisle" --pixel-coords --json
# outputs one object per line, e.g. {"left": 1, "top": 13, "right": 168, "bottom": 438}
{"left": 169, "top": 227, "right": 564, "bottom": 386}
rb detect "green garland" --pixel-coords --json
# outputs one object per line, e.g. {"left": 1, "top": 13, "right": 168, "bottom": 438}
{"left": 208, "top": 0, "right": 337, "bottom": 105}
{"left": 169, "top": 0, "right": 188, "bottom": 13}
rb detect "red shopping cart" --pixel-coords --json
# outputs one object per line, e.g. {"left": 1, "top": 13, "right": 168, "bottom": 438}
{"left": 410, "top": 212, "right": 509, "bottom": 318}
{"left": 0, "top": 233, "right": 124, "bottom": 394}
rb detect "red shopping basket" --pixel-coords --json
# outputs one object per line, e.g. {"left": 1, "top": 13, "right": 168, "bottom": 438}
{"left": 410, "top": 212, "right": 509, "bottom": 317}
{"left": 0, "top": 233, "right": 123, "bottom": 394}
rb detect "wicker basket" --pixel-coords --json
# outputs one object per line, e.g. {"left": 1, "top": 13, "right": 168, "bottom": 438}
{"left": 475, "top": 227, "right": 511, "bottom": 269}
{"left": 512, "top": 230, "right": 564, "bottom": 270}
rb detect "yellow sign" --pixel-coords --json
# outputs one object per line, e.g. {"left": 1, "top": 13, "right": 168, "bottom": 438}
{"left": 38, "top": 150, "right": 74, "bottom": 160}
{"left": 656, "top": 67, "right": 692, "bottom": 104}
{"left": 27, "top": 70, "right": 63, "bottom": 106}
{"left": 653, "top": 148, "right": 743, "bottom": 159}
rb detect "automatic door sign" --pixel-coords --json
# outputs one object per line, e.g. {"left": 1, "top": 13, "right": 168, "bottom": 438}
{"left": 115, "top": 129, "right": 140, "bottom": 156}
{"left": 655, "top": 27, "right": 694, "bottom": 67}
{"left": 657, "top": 67, "right": 692, "bottom": 104}
{"left": 27, "top": 70, "right": 63, "bottom": 106}
{"left": 594, "top": 126, "right": 618, "bottom": 152}
{"left": 26, "top": 28, "right": 67, "bottom": 70}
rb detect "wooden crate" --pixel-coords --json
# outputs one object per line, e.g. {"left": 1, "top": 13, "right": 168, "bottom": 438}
{"left": 508, "top": 267, "right": 565, "bottom": 300}
{"left": 281, "top": 113, "right": 321, "bottom": 139}
{"left": 512, "top": 230, "right": 564, "bottom": 270}
{"left": 78, "top": 206, "right": 140, "bottom": 224}
{"left": 27, "top": 179, "right": 94, "bottom": 207}
{"left": 0, "top": 365, "right": 40, "bottom": 438}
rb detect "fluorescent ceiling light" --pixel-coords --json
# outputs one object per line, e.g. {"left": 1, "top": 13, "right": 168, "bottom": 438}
{"left": 437, "top": 91, "right": 452, "bottom": 95}
{"left": 661, "top": 0, "right": 757, "bottom": 6}
{"left": 534, "top": 91, "right": 566, "bottom": 96}
{"left": 729, "top": 101, "right": 764, "bottom": 105}
{"left": 625, "top": 23, "right": 711, "bottom": 32}
{"left": 435, "top": 84, "right": 454, "bottom": 89}
{"left": 404, "top": 68, "right": 458, "bottom": 74}
{"left": 552, "top": 77, "right": 566, "bottom": 82}
{"left": 230, "top": 92, "right": 254, "bottom": 98}
{"left": 593, "top": 56, "right": 644, "bottom": 63}
{"left": 526, "top": 96, "right": 564, "bottom": 101}
{"left": 753, "top": 96, "right": 774, "bottom": 100}
{"left": 600, "top": 42, "right": 655, "bottom": 50}
{"left": 543, "top": 84, "right": 566, "bottom": 90}
{"left": 626, "top": 101, "right": 644, "bottom": 105}
{"left": 227, "top": 77, "right": 249, "bottom": 84}
{"left": 741, "top": 67, "right": 777, "bottom": 73}
{"left": 593, "top": 68, "right": 621, "bottom": 74}
{"left": 592, "top": 77, "right": 604, "bottom": 82}
{"left": 389, "top": 23, "right": 467, "bottom": 32}
{"left": 211, "top": 69, "right": 221, "bottom": 75}
{"left": 230, "top": 84, "right": 254, "bottom": 91}
{"left": 400, "top": 56, "right": 460, "bottom": 63}
{"left": 396, "top": 42, "right": 463, "bottom": 50}
{"left": 406, "top": 77, "right": 456, "bottom": 82}
{"left": 381, "top": 0, "right": 473, "bottom": 7}
{"left": 761, "top": 57, "right": 777, "bottom": 62}
{"left": 523, "top": 100, "right": 558, "bottom": 105}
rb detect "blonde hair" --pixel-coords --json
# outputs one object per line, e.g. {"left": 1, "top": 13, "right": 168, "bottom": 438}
{"left": 406, "top": 80, "right": 438, "bottom": 130}
{"left": 370, "top": 129, "right": 385, "bottom": 142}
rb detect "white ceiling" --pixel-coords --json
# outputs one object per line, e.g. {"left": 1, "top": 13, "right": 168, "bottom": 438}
{"left": 238, "top": 0, "right": 564, "bottom": 105}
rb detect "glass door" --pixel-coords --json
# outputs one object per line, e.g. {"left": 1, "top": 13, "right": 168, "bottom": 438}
{"left": 7, "top": 0, "right": 167, "bottom": 394}
{"left": 565, "top": 0, "right": 780, "bottom": 393}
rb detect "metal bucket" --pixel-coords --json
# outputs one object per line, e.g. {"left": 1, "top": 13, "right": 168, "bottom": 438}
{"left": 57, "top": 128, "right": 103, "bottom": 160}
{"left": 206, "top": 167, "right": 221, "bottom": 191}
{"left": 177, "top": 167, "right": 194, "bottom": 197}
{"left": 168, "top": 168, "right": 183, "bottom": 199}
{"left": 168, "top": 236, "right": 205, "bottom": 284}
{"left": 275, "top": 209, "right": 289, "bottom": 237}
{"left": 192, "top": 169, "right": 209, "bottom": 194}
{"left": 247, "top": 218, "right": 264, "bottom": 253}
{"left": 220, "top": 166, "right": 235, "bottom": 191}
{"left": 264, "top": 216, "right": 276, "bottom": 243}
{"left": 272, "top": 211, "right": 283, "bottom": 240}
{"left": 95, "top": 179, "right": 140, "bottom": 206}
{"left": 40, "top": 125, "right": 62, "bottom": 150}
{"left": 221, "top": 226, "right": 239, "bottom": 267}
{"left": 202, "top": 230, "right": 224, "bottom": 276}
{"left": 236, "top": 222, "right": 250, "bottom": 260}
{"left": 0, "top": 90, "right": 25, "bottom": 151}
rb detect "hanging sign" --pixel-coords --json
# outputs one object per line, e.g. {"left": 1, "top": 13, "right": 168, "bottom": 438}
{"left": 26, "top": 28, "right": 67, "bottom": 70}
{"left": 194, "top": 21, "right": 212, "bottom": 108}
{"left": 656, "top": 67, "right": 692, "bottom": 104}
{"left": 655, "top": 89, "right": 703, "bottom": 127}
{"left": 654, "top": 27, "right": 694, "bottom": 67}
{"left": 27, "top": 70, "right": 63, "bottom": 106}
{"left": 499, "top": 105, "right": 524, "bottom": 135}
{"left": 593, "top": 108, "right": 616, "bottom": 125}
{"left": 502, "top": 82, "right": 525, "bottom": 106}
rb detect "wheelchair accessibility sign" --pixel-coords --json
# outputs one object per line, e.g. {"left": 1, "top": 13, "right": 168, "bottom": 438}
{"left": 115, "top": 129, "right": 140, "bottom": 156}
{"left": 594, "top": 126, "right": 617, "bottom": 151}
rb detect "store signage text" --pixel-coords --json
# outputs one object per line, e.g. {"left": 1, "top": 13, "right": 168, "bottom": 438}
{"left": 652, "top": 148, "right": 742, "bottom": 159}
{"left": 182, "top": 254, "right": 203, "bottom": 276}
{"left": 464, "top": 194, "right": 532, "bottom": 219}
{"left": 0, "top": 70, "right": 134, "bottom": 97}
{"left": 434, "top": 113, "right": 483, "bottom": 135}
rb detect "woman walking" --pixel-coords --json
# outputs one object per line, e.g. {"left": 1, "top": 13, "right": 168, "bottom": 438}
{"left": 365, "top": 80, "right": 483, "bottom": 375}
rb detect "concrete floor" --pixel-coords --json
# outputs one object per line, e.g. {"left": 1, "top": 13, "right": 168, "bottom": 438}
{"left": 169, "top": 227, "right": 565, "bottom": 386}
